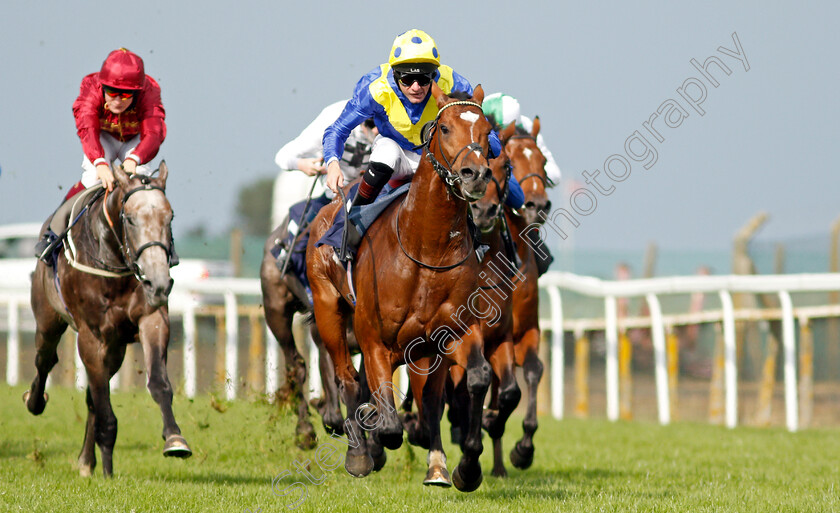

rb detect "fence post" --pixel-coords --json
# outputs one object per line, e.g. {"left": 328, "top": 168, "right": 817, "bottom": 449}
{"left": 719, "top": 290, "right": 738, "bottom": 428}
{"left": 224, "top": 291, "right": 239, "bottom": 400}
{"left": 183, "top": 305, "right": 197, "bottom": 398}
{"left": 778, "top": 291, "right": 798, "bottom": 432}
{"left": 646, "top": 293, "right": 670, "bottom": 426}
{"left": 605, "top": 295, "right": 619, "bottom": 421}
{"left": 709, "top": 323, "right": 725, "bottom": 425}
{"left": 247, "top": 310, "right": 265, "bottom": 397}
{"left": 546, "top": 285, "right": 564, "bottom": 419}
{"left": 798, "top": 317, "right": 813, "bottom": 429}
{"left": 265, "top": 325, "right": 279, "bottom": 402}
{"left": 755, "top": 320, "right": 778, "bottom": 426}
{"left": 618, "top": 331, "right": 632, "bottom": 420}
{"left": 666, "top": 327, "right": 679, "bottom": 421}
{"left": 574, "top": 328, "right": 589, "bottom": 418}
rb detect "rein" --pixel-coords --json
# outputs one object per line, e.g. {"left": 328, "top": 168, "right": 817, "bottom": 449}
{"left": 65, "top": 176, "right": 171, "bottom": 282}
{"left": 395, "top": 200, "right": 474, "bottom": 271}
{"left": 394, "top": 98, "right": 492, "bottom": 271}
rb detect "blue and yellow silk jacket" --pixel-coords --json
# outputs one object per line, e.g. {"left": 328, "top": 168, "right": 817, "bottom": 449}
{"left": 323, "top": 64, "right": 502, "bottom": 165}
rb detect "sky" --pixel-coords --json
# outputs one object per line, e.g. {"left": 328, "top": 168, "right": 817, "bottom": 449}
{"left": 1, "top": 1, "right": 838, "bottom": 252}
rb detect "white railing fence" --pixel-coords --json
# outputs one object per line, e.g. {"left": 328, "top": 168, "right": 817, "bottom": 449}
{"left": 3, "top": 271, "right": 840, "bottom": 432}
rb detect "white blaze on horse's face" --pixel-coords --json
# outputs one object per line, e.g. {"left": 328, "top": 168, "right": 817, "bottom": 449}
{"left": 459, "top": 111, "right": 482, "bottom": 155}
{"left": 123, "top": 190, "right": 173, "bottom": 306}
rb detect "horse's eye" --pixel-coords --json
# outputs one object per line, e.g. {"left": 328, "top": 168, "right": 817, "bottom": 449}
{"left": 439, "top": 125, "right": 449, "bottom": 134}
{"left": 125, "top": 216, "right": 136, "bottom": 226}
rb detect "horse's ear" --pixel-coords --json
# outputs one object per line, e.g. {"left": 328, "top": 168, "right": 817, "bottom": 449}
{"left": 500, "top": 120, "right": 517, "bottom": 144}
{"left": 432, "top": 81, "right": 448, "bottom": 108}
{"left": 157, "top": 160, "right": 168, "bottom": 189}
{"left": 112, "top": 163, "right": 130, "bottom": 190}
{"left": 472, "top": 84, "right": 485, "bottom": 105}
{"left": 531, "top": 116, "right": 541, "bottom": 138}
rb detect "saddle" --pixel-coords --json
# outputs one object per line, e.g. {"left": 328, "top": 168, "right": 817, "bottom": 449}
{"left": 36, "top": 186, "right": 104, "bottom": 265}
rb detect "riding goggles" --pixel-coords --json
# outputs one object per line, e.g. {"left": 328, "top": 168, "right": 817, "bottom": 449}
{"left": 396, "top": 72, "right": 434, "bottom": 88}
{"left": 103, "top": 86, "right": 135, "bottom": 99}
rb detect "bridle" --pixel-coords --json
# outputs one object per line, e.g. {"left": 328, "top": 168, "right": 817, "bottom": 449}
{"left": 100, "top": 175, "right": 173, "bottom": 283}
{"left": 421, "top": 100, "right": 491, "bottom": 200}
{"left": 396, "top": 99, "right": 491, "bottom": 270}
{"left": 507, "top": 134, "right": 556, "bottom": 189}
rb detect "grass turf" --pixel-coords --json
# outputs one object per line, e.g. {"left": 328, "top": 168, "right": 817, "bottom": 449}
{"left": 0, "top": 385, "right": 837, "bottom": 512}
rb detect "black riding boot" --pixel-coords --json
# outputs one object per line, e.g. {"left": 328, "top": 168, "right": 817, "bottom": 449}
{"left": 527, "top": 229, "right": 554, "bottom": 276}
{"left": 337, "top": 162, "right": 394, "bottom": 261}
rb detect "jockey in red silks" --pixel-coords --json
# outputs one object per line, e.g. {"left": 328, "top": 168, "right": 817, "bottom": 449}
{"left": 35, "top": 48, "right": 168, "bottom": 261}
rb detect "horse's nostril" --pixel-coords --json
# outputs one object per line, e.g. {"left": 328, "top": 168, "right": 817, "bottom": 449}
{"left": 543, "top": 200, "right": 552, "bottom": 212}
{"left": 487, "top": 204, "right": 498, "bottom": 217}
{"left": 525, "top": 201, "right": 536, "bottom": 210}
{"left": 482, "top": 168, "right": 491, "bottom": 180}
{"left": 460, "top": 168, "right": 474, "bottom": 179}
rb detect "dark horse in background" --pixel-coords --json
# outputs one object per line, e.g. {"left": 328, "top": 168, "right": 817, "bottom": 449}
{"left": 25, "top": 162, "right": 191, "bottom": 477}
{"left": 260, "top": 218, "right": 354, "bottom": 449}
{"left": 307, "top": 84, "right": 494, "bottom": 491}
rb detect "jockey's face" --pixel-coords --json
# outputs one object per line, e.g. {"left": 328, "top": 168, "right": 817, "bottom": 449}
{"left": 397, "top": 75, "right": 432, "bottom": 104}
{"left": 104, "top": 91, "right": 133, "bottom": 114}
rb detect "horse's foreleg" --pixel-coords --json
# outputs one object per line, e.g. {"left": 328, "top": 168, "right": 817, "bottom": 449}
{"left": 138, "top": 310, "right": 191, "bottom": 459}
{"left": 420, "top": 363, "right": 451, "bottom": 487}
{"left": 511, "top": 331, "right": 543, "bottom": 470}
{"left": 25, "top": 277, "right": 67, "bottom": 415}
{"left": 404, "top": 366, "right": 429, "bottom": 448}
{"left": 78, "top": 386, "right": 97, "bottom": 477}
{"left": 484, "top": 337, "right": 521, "bottom": 478}
{"left": 313, "top": 326, "right": 344, "bottom": 435}
{"left": 450, "top": 329, "right": 491, "bottom": 492}
{"left": 363, "top": 348, "right": 404, "bottom": 451}
{"left": 77, "top": 330, "right": 118, "bottom": 477}
{"left": 312, "top": 292, "right": 370, "bottom": 477}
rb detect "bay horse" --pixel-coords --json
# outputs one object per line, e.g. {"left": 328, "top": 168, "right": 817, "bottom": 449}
{"left": 25, "top": 162, "right": 191, "bottom": 477}
{"left": 306, "top": 84, "right": 494, "bottom": 491}
{"left": 503, "top": 117, "right": 552, "bottom": 472}
{"left": 260, "top": 220, "right": 354, "bottom": 449}
{"left": 404, "top": 120, "right": 523, "bottom": 479}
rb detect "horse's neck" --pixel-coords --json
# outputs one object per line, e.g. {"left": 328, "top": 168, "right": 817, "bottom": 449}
{"left": 79, "top": 194, "right": 123, "bottom": 265}
{"left": 400, "top": 159, "right": 471, "bottom": 255}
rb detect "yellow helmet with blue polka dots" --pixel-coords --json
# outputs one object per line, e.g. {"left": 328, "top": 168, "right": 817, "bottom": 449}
{"left": 388, "top": 29, "right": 440, "bottom": 72}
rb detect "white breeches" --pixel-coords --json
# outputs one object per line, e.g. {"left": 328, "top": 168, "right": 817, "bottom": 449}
{"left": 80, "top": 133, "right": 152, "bottom": 188}
{"left": 369, "top": 135, "right": 421, "bottom": 179}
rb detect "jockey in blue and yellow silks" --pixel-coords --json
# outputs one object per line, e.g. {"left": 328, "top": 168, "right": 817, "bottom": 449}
{"left": 323, "top": 29, "right": 518, "bottom": 208}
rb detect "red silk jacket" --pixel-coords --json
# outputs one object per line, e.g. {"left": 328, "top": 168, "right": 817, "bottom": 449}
{"left": 72, "top": 73, "right": 166, "bottom": 165}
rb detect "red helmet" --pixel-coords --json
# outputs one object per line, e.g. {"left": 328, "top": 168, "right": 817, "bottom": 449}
{"left": 99, "top": 48, "right": 145, "bottom": 91}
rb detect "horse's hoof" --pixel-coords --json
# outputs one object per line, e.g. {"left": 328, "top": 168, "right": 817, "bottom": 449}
{"left": 22, "top": 390, "right": 49, "bottom": 415}
{"left": 491, "top": 465, "right": 508, "bottom": 478}
{"left": 344, "top": 452, "right": 374, "bottom": 478}
{"left": 371, "top": 446, "right": 387, "bottom": 472}
{"left": 510, "top": 442, "right": 534, "bottom": 470}
{"left": 423, "top": 465, "right": 452, "bottom": 487}
{"left": 79, "top": 464, "right": 93, "bottom": 478}
{"left": 163, "top": 434, "right": 192, "bottom": 458}
{"left": 296, "top": 424, "right": 317, "bottom": 450}
{"left": 452, "top": 463, "right": 483, "bottom": 492}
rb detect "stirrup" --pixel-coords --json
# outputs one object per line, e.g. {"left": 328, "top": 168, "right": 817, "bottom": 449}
{"left": 34, "top": 233, "right": 59, "bottom": 263}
